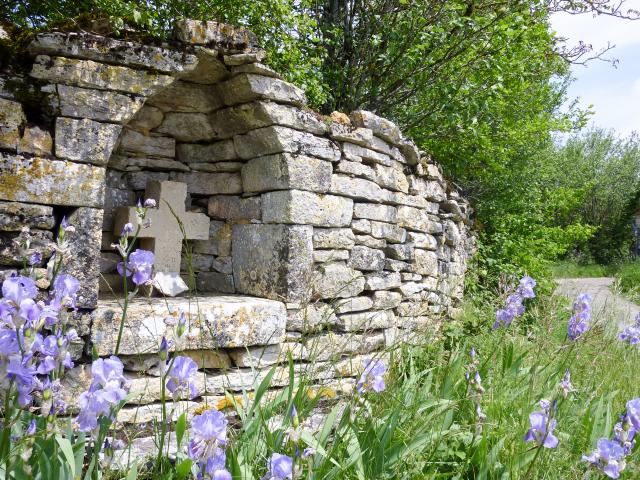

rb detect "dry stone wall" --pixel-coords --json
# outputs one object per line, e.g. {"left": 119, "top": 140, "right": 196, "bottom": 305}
{"left": 0, "top": 20, "right": 474, "bottom": 421}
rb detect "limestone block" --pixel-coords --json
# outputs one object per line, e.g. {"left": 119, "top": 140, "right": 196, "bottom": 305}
{"left": 234, "top": 126, "right": 340, "bottom": 162}
{"left": 118, "top": 129, "right": 175, "bottom": 158}
{"left": 129, "top": 105, "right": 164, "bottom": 131}
{"left": 157, "top": 113, "right": 216, "bottom": 142}
{"left": 90, "top": 295, "right": 287, "bottom": 356}
{"left": 231, "top": 63, "right": 281, "bottom": 79}
{"left": 56, "top": 84, "right": 144, "bottom": 123}
{"left": 0, "top": 126, "right": 19, "bottom": 151}
{"left": 100, "top": 251, "right": 120, "bottom": 273}
{"left": 351, "top": 219, "right": 371, "bottom": 234}
{"left": 232, "top": 224, "right": 313, "bottom": 302}
{"left": 444, "top": 220, "right": 461, "bottom": 246}
{"left": 126, "top": 171, "right": 169, "bottom": 190}
{"left": 329, "top": 175, "right": 386, "bottom": 203}
{"left": 385, "top": 243, "right": 415, "bottom": 261}
{"left": 408, "top": 175, "right": 446, "bottom": 201}
{"left": 348, "top": 246, "right": 385, "bottom": 271}
{"left": 179, "top": 49, "right": 230, "bottom": 85}
{"left": 262, "top": 190, "right": 353, "bottom": 227}
{"left": 208, "top": 195, "right": 261, "bottom": 220}
{"left": 413, "top": 249, "right": 438, "bottom": 276}
{"left": 398, "top": 139, "right": 420, "bottom": 165}
{"left": 0, "top": 229, "right": 54, "bottom": 266}
{"left": 335, "top": 160, "right": 376, "bottom": 181}
{"left": 363, "top": 271, "right": 401, "bottom": 291}
{"left": 335, "top": 296, "right": 374, "bottom": 313}
{"left": 342, "top": 142, "right": 394, "bottom": 167}
{"left": 306, "top": 331, "right": 384, "bottom": 361}
{"left": 109, "top": 155, "right": 189, "bottom": 172}
{"left": 396, "top": 301, "right": 430, "bottom": 318}
{"left": 196, "top": 272, "right": 235, "bottom": 293}
{"left": 61, "top": 207, "right": 103, "bottom": 308}
{"left": 313, "top": 262, "right": 365, "bottom": 299}
{"left": 218, "top": 74, "right": 306, "bottom": 107}
{"left": 229, "top": 342, "right": 307, "bottom": 368}
{"left": 54, "top": 117, "right": 121, "bottom": 165}
{"left": 398, "top": 282, "right": 425, "bottom": 296}
{"left": 103, "top": 187, "right": 134, "bottom": 231}
{"left": 386, "top": 191, "right": 431, "bottom": 209}
{"left": 176, "top": 140, "right": 237, "bottom": 163}
{"left": 28, "top": 32, "right": 199, "bottom": 73}
{"left": 354, "top": 235, "right": 386, "bottom": 249}
{"left": 329, "top": 124, "right": 374, "bottom": 148}
{"left": 190, "top": 162, "right": 244, "bottom": 173}
{"left": 396, "top": 206, "right": 434, "bottom": 233}
{"left": 30, "top": 55, "right": 174, "bottom": 95}
{"left": 212, "top": 256, "right": 232, "bottom": 274}
{"left": 181, "top": 253, "right": 213, "bottom": 272}
{"left": 147, "top": 81, "right": 222, "bottom": 113}
{"left": 350, "top": 110, "right": 403, "bottom": 146}
{"left": 0, "top": 153, "right": 105, "bottom": 207}
{"left": 0, "top": 201, "right": 54, "bottom": 231}
{"left": 242, "top": 154, "right": 332, "bottom": 193}
{"left": 312, "top": 228, "right": 355, "bottom": 250}
{"left": 353, "top": 203, "right": 397, "bottom": 223}
{"left": 192, "top": 221, "right": 231, "bottom": 256}
{"left": 407, "top": 232, "right": 438, "bottom": 250}
{"left": 223, "top": 51, "right": 266, "bottom": 66}
{"left": 0, "top": 99, "right": 25, "bottom": 150}
{"left": 313, "top": 250, "right": 350, "bottom": 262}
{"left": 174, "top": 20, "right": 260, "bottom": 50}
{"left": 17, "top": 126, "right": 53, "bottom": 156}
{"left": 371, "top": 290, "right": 402, "bottom": 309}
{"left": 335, "top": 310, "right": 396, "bottom": 332}
{"left": 441, "top": 199, "right": 466, "bottom": 222}
{"left": 287, "top": 303, "right": 337, "bottom": 332}
{"left": 373, "top": 164, "right": 409, "bottom": 193}
{"left": 170, "top": 172, "right": 242, "bottom": 195}
{"left": 370, "top": 221, "right": 406, "bottom": 243}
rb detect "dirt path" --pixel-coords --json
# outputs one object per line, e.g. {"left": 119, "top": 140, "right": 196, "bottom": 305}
{"left": 554, "top": 277, "right": 639, "bottom": 329}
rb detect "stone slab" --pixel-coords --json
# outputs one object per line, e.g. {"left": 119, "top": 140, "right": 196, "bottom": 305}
{"left": 146, "top": 80, "right": 222, "bottom": 113}
{"left": 262, "top": 190, "right": 353, "bottom": 227}
{"left": 312, "top": 228, "right": 355, "bottom": 250}
{"left": 55, "top": 117, "right": 122, "bottom": 165}
{"left": 242, "top": 154, "right": 332, "bottom": 193}
{"left": 0, "top": 201, "right": 54, "bottom": 231}
{"left": 56, "top": 84, "right": 144, "bottom": 123}
{"left": 217, "top": 73, "right": 306, "bottom": 107}
{"left": 312, "top": 262, "right": 365, "bottom": 299}
{"left": 174, "top": 20, "right": 260, "bottom": 50}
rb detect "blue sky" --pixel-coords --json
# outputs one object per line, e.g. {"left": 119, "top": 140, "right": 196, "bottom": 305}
{"left": 551, "top": 2, "right": 640, "bottom": 135}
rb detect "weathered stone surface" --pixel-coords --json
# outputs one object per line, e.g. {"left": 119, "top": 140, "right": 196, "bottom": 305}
{"left": 413, "top": 249, "right": 438, "bottom": 276}
{"left": 30, "top": 55, "right": 174, "bottom": 95}
{"left": 218, "top": 74, "right": 306, "bottom": 107}
{"left": 386, "top": 191, "right": 430, "bottom": 209}
{"left": 109, "top": 155, "right": 189, "bottom": 172}
{"left": 384, "top": 258, "right": 411, "bottom": 272}
{"left": 335, "top": 310, "right": 396, "bottom": 332}
{"left": 234, "top": 126, "right": 340, "bottom": 162}
{"left": 329, "top": 124, "right": 374, "bottom": 147}
{"left": 231, "top": 63, "right": 281, "bottom": 79}
{"left": 196, "top": 272, "right": 235, "bottom": 293}
{"left": 102, "top": 187, "right": 135, "bottom": 230}
{"left": 335, "top": 296, "right": 374, "bottom": 313}
{"left": 210, "top": 101, "right": 327, "bottom": 138}
{"left": 342, "top": 142, "right": 394, "bottom": 167}
{"left": 262, "top": 190, "right": 353, "bottom": 227}
{"left": 401, "top": 272, "right": 422, "bottom": 282}
{"left": 312, "top": 228, "right": 355, "bottom": 250}
{"left": 60, "top": 208, "right": 103, "bottom": 308}
{"left": 373, "top": 164, "right": 409, "bottom": 193}
{"left": 28, "top": 32, "right": 198, "bottom": 73}
{"left": 371, "top": 290, "right": 402, "bottom": 309}
{"left": 208, "top": 195, "right": 261, "bottom": 220}
{"left": 232, "top": 224, "right": 313, "bottom": 302}
{"left": 157, "top": 113, "right": 216, "bottom": 142}
{"left": 407, "top": 232, "right": 438, "bottom": 250}
{"left": 179, "top": 49, "right": 230, "bottom": 85}
{"left": 385, "top": 244, "right": 415, "bottom": 261}
{"left": 335, "top": 159, "right": 376, "bottom": 181}
{"left": 56, "top": 84, "right": 144, "bottom": 123}
{"left": 313, "top": 249, "right": 349, "bottom": 263}
{"left": 398, "top": 139, "right": 420, "bottom": 165}
{"left": 306, "top": 331, "right": 384, "bottom": 361}
{"left": 229, "top": 342, "right": 307, "bottom": 368}
{"left": 190, "top": 162, "right": 244, "bottom": 173}
{"left": 351, "top": 219, "right": 371, "bottom": 234}
{"left": 118, "top": 129, "right": 175, "bottom": 158}
{"left": 170, "top": 172, "right": 242, "bottom": 195}
{"left": 129, "top": 105, "right": 164, "bottom": 131}
{"left": 223, "top": 51, "right": 266, "bottom": 66}
{"left": 0, "top": 201, "right": 54, "bottom": 231}
{"left": 397, "top": 206, "right": 434, "bottom": 233}
{"left": 0, "top": 154, "right": 105, "bottom": 207}
{"left": 91, "top": 295, "right": 287, "bottom": 356}
{"left": 354, "top": 234, "right": 385, "bottom": 249}
{"left": 331, "top": 175, "right": 388, "bottom": 204}
{"left": 147, "top": 81, "right": 222, "bottom": 113}
{"left": 408, "top": 176, "right": 446, "bottom": 201}
{"left": 444, "top": 220, "right": 461, "bottom": 246}
{"left": 287, "top": 303, "right": 337, "bottom": 332}
{"left": 398, "top": 282, "right": 425, "bottom": 296}
{"left": 350, "top": 110, "right": 403, "bottom": 146}
{"left": 55, "top": 117, "right": 121, "bottom": 165}
{"left": 192, "top": 221, "right": 231, "bottom": 256}
{"left": 353, "top": 203, "right": 397, "bottom": 223}
{"left": 99, "top": 251, "right": 120, "bottom": 272}
{"left": 242, "top": 154, "right": 332, "bottom": 193}
{"left": 182, "top": 253, "right": 213, "bottom": 272}
{"left": 0, "top": 229, "right": 54, "bottom": 266}
{"left": 370, "top": 221, "right": 406, "bottom": 243}
{"left": 176, "top": 140, "right": 236, "bottom": 163}
{"left": 126, "top": 171, "right": 169, "bottom": 190}
{"left": 211, "top": 256, "right": 232, "bottom": 274}
{"left": 313, "top": 262, "right": 365, "bottom": 299}
{"left": 17, "top": 126, "right": 53, "bottom": 156}
{"left": 174, "top": 20, "right": 260, "bottom": 50}
{"left": 363, "top": 271, "right": 401, "bottom": 291}
{"left": 0, "top": 98, "right": 26, "bottom": 127}
{"left": 348, "top": 246, "right": 385, "bottom": 271}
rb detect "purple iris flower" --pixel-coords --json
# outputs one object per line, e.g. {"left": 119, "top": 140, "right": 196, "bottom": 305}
{"left": 28, "top": 252, "right": 42, "bottom": 267}
{"left": 357, "top": 358, "right": 386, "bottom": 394}
{"left": 143, "top": 199, "right": 157, "bottom": 208}
{"left": 117, "top": 249, "right": 155, "bottom": 285}
{"left": 618, "top": 313, "right": 640, "bottom": 345}
{"left": 18, "top": 299, "right": 41, "bottom": 327}
{"left": 53, "top": 274, "right": 80, "bottom": 308}
{"left": 25, "top": 419, "right": 37, "bottom": 436}
{"left": 613, "top": 420, "right": 636, "bottom": 455}
{"left": 523, "top": 401, "right": 559, "bottom": 449}
{"left": 583, "top": 438, "right": 627, "bottom": 478}
{"left": 493, "top": 276, "right": 537, "bottom": 329}
{"left": 7, "top": 356, "right": 37, "bottom": 406}
{"left": 262, "top": 453, "right": 293, "bottom": 480}
{"left": 625, "top": 398, "right": 640, "bottom": 430}
{"left": 204, "top": 449, "right": 231, "bottom": 480}
{"left": 518, "top": 276, "right": 537, "bottom": 299}
{"left": 188, "top": 409, "right": 230, "bottom": 480}
{"left": 2, "top": 276, "right": 37, "bottom": 305}
{"left": 559, "top": 369, "right": 573, "bottom": 397}
{"left": 166, "top": 355, "right": 199, "bottom": 399}
{"left": 0, "top": 329, "right": 20, "bottom": 358}
{"left": 568, "top": 293, "right": 592, "bottom": 341}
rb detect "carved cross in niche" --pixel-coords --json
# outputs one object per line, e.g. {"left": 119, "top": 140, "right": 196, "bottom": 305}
{"left": 114, "top": 180, "right": 209, "bottom": 274}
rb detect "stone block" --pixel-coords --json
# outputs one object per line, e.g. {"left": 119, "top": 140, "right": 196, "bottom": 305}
{"left": 56, "top": 84, "right": 144, "bottom": 123}
{"left": 174, "top": 20, "right": 260, "bottom": 50}
{"left": 176, "top": 140, "right": 237, "bottom": 163}
{"left": 354, "top": 235, "right": 386, "bottom": 249}
{"left": 118, "top": 129, "right": 175, "bottom": 158}
{"left": 351, "top": 219, "right": 371, "bottom": 234}
{"left": 147, "top": 80, "right": 222, "bottom": 113}
{"left": 196, "top": 272, "right": 235, "bottom": 293}
{"left": 109, "top": 155, "right": 189, "bottom": 172}
{"left": 211, "top": 256, "right": 232, "bottom": 274}
{"left": 30, "top": 55, "right": 174, "bottom": 95}
{"left": 335, "top": 310, "right": 396, "bottom": 332}
{"left": 0, "top": 201, "right": 54, "bottom": 231}
{"left": 210, "top": 101, "right": 326, "bottom": 138}
{"left": 129, "top": 105, "right": 164, "bottom": 131}
{"left": 329, "top": 124, "right": 374, "bottom": 147}
{"left": 329, "top": 174, "right": 386, "bottom": 203}
{"left": 229, "top": 343, "right": 307, "bottom": 368}
{"left": 313, "top": 262, "right": 365, "bottom": 299}
{"left": 60, "top": 207, "right": 103, "bottom": 308}
{"left": 385, "top": 244, "right": 415, "bottom": 261}
{"left": 170, "top": 172, "right": 241, "bottom": 195}
{"left": 407, "top": 232, "right": 438, "bottom": 250}
{"left": 231, "top": 63, "right": 281, "bottom": 79}
{"left": 348, "top": 246, "right": 385, "bottom": 271}
{"left": 312, "top": 228, "right": 355, "bottom": 250}
{"left": 232, "top": 224, "right": 313, "bottom": 302}
{"left": 234, "top": 126, "right": 340, "bottom": 162}
{"left": 262, "top": 190, "right": 353, "bottom": 227}
{"left": 190, "top": 162, "right": 244, "bottom": 173}
{"left": 413, "top": 249, "right": 438, "bottom": 276}
{"left": 157, "top": 113, "right": 216, "bottom": 142}
{"left": 0, "top": 154, "right": 105, "bottom": 207}
{"left": 242, "top": 154, "right": 332, "bottom": 193}
{"left": 350, "top": 110, "right": 403, "bottom": 146}
{"left": 371, "top": 290, "right": 402, "bottom": 309}
{"left": 386, "top": 191, "right": 430, "bottom": 209}
{"left": 373, "top": 164, "right": 409, "bottom": 193}
{"left": 408, "top": 175, "right": 446, "bottom": 201}
{"left": 397, "top": 206, "right": 433, "bottom": 233}
{"left": 313, "top": 249, "right": 349, "bottom": 262}
{"left": 335, "top": 160, "right": 376, "bottom": 182}
{"left": 335, "top": 296, "right": 374, "bottom": 313}
{"left": 398, "top": 282, "right": 425, "bottom": 296}
{"left": 90, "top": 295, "right": 287, "bottom": 356}
{"left": 287, "top": 303, "right": 337, "bottom": 332}
{"left": 223, "top": 51, "right": 266, "bottom": 66}
{"left": 181, "top": 253, "right": 213, "bottom": 272}
{"left": 370, "top": 221, "right": 406, "bottom": 243}
{"left": 18, "top": 126, "right": 53, "bottom": 156}
{"left": 192, "top": 221, "right": 231, "bottom": 256}
{"left": 306, "top": 331, "right": 384, "bottom": 361}
{"left": 218, "top": 73, "right": 306, "bottom": 107}
{"left": 55, "top": 117, "right": 121, "bottom": 165}
{"left": 208, "top": 195, "right": 261, "bottom": 220}
{"left": 342, "top": 142, "right": 394, "bottom": 167}
{"left": 363, "top": 271, "right": 401, "bottom": 290}
{"left": 353, "top": 203, "right": 397, "bottom": 223}
{"left": 0, "top": 98, "right": 25, "bottom": 127}
{"left": 100, "top": 251, "right": 120, "bottom": 273}
{"left": 0, "top": 229, "right": 54, "bottom": 266}
{"left": 126, "top": 171, "right": 169, "bottom": 190}
{"left": 384, "top": 259, "right": 411, "bottom": 272}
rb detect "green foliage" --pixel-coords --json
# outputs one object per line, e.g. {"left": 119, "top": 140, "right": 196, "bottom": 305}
{"left": 614, "top": 261, "right": 640, "bottom": 302}
{"left": 550, "top": 261, "right": 620, "bottom": 279}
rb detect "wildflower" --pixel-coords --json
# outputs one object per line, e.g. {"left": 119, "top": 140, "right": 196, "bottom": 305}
{"left": 166, "top": 355, "right": 199, "bottom": 399}
{"left": 143, "top": 199, "right": 157, "bottom": 208}
{"left": 618, "top": 313, "right": 640, "bottom": 345}
{"left": 559, "top": 369, "right": 573, "bottom": 397}
{"left": 302, "top": 447, "right": 315, "bottom": 459}
{"left": 53, "top": 274, "right": 80, "bottom": 308}
{"left": 356, "top": 358, "right": 386, "bottom": 394}
{"left": 613, "top": 420, "right": 636, "bottom": 455}
{"left": 568, "top": 293, "right": 592, "bottom": 341}
{"left": 262, "top": 453, "right": 293, "bottom": 480}
{"left": 583, "top": 438, "right": 626, "bottom": 479}
{"left": 159, "top": 337, "right": 169, "bottom": 362}
{"left": 121, "top": 223, "right": 134, "bottom": 236}
{"left": 117, "top": 249, "right": 155, "bottom": 285}
{"left": 28, "top": 252, "right": 42, "bottom": 267}
{"left": 188, "top": 410, "right": 231, "bottom": 480}
{"left": 2, "top": 276, "right": 37, "bottom": 305}
{"left": 25, "top": 419, "right": 36, "bottom": 436}
{"left": 493, "top": 275, "right": 536, "bottom": 329}
{"left": 519, "top": 275, "right": 537, "bottom": 299}
{"left": 60, "top": 217, "right": 75, "bottom": 233}
{"left": 625, "top": 398, "right": 640, "bottom": 430}
{"left": 524, "top": 400, "right": 559, "bottom": 449}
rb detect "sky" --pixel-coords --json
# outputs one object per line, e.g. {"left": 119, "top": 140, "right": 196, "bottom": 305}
{"left": 551, "top": 1, "right": 640, "bottom": 136}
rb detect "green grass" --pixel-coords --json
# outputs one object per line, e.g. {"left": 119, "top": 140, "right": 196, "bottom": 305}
{"left": 550, "top": 261, "right": 619, "bottom": 278}
{"left": 614, "top": 261, "right": 640, "bottom": 303}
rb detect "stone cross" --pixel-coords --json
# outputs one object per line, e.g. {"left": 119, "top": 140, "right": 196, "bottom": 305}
{"left": 114, "top": 180, "right": 209, "bottom": 273}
